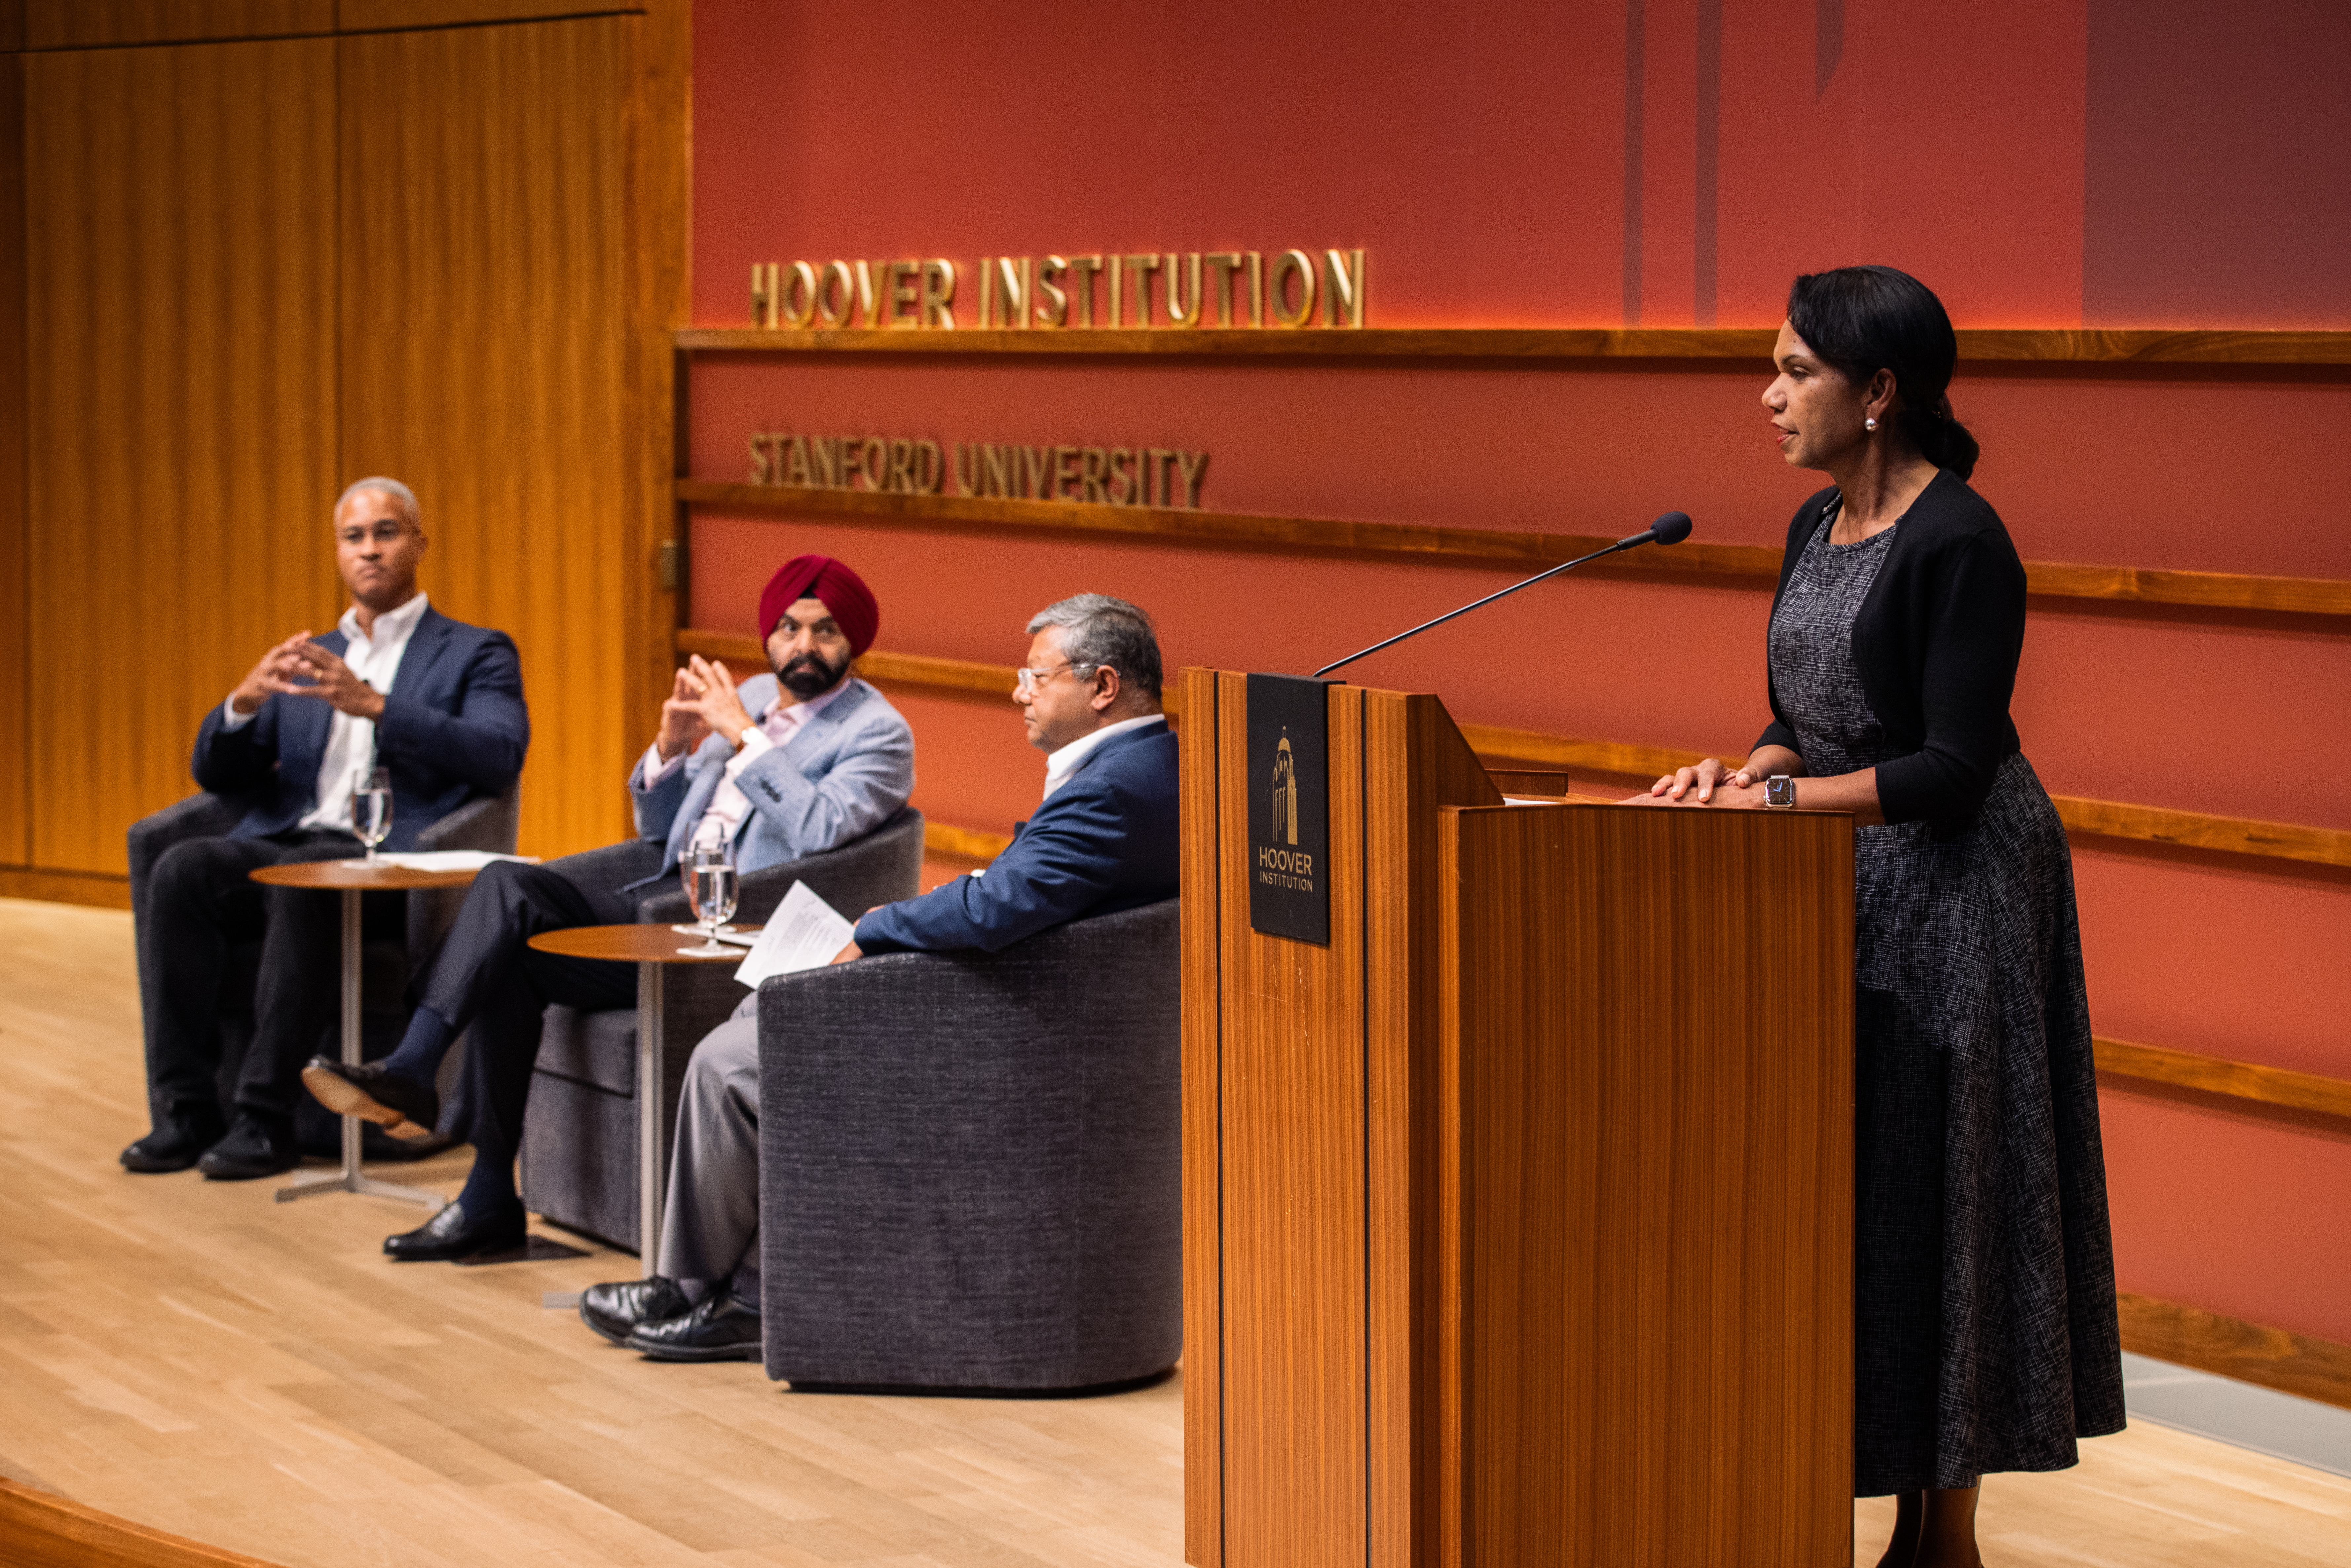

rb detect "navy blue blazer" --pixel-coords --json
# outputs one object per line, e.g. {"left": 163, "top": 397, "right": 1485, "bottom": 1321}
{"left": 855, "top": 719, "right": 1178, "bottom": 954}
{"left": 190, "top": 606, "right": 529, "bottom": 851}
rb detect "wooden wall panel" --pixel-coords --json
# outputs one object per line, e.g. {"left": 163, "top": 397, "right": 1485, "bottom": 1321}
{"left": 22, "top": 39, "right": 339, "bottom": 874}
{"left": 338, "top": 16, "right": 633, "bottom": 857}
{"left": 0, "top": 53, "right": 27, "bottom": 868}
{"left": 21, "top": 1, "right": 332, "bottom": 48}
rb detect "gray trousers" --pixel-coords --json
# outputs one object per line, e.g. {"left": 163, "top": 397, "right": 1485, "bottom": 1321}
{"left": 655, "top": 994, "right": 763, "bottom": 1298}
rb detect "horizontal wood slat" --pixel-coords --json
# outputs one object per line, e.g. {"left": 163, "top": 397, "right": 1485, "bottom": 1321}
{"left": 680, "top": 324, "right": 2351, "bottom": 367}
{"left": 677, "top": 482, "right": 2351, "bottom": 620}
{"left": 2117, "top": 1292, "right": 2351, "bottom": 1413}
{"left": 2094, "top": 1037, "right": 2351, "bottom": 1121}
{"left": 0, "top": 866, "right": 132, "bottom": 909}
{"left": 923, "top": 820, "right": 1011, "bottom": 862}
{"left": 676, "top": 633, "right": 2351, "bottom": 875}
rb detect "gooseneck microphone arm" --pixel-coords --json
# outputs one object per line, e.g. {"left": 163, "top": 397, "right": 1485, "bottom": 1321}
{"left": 1311, "top": 511, "right": 1694, "bottom": 680}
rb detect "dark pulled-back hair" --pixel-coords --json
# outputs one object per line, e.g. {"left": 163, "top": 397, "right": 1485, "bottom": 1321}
{"left": 1786, "top": 266, "right": 1979, "bottom": 480}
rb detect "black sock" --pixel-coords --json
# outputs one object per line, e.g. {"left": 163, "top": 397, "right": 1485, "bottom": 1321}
{"left": 379, "top": 1004, "right": 456, "bottom": 1086}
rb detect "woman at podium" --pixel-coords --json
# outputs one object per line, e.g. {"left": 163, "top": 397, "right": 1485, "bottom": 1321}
{"left": 1637, "top": 266, "right": 2125, "bottom": 1568}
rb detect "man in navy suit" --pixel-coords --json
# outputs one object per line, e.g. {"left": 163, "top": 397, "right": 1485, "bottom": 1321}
{"left": 576, "top": 593, "right": 1176, "bottom": 1361}
{"left": 124, "top": 478, "right": 529, "bottom": 1180}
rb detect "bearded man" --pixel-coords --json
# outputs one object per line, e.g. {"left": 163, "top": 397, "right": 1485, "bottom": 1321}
{"left": 302, "top": 555, "right": 914, "bottom": 1261}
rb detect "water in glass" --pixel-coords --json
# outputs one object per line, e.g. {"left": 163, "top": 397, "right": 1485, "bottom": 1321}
{"left": 680, "top": 840, "right": 738, "bottom": 955}
{"left": 351, "top": 767, "right": 393, "bottom": 863}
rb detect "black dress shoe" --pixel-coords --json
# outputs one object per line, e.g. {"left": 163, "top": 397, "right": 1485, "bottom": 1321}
{"left": 625, "top": 1290, "right": 763, "bottom": 1362}
{"left": 302, "top": 1057, "right": 440, "bottom": 1141}
{"left": 579, "top": 1276, "right": 693, "bottom": 1346}
{"left": 121, "top": 1119, "right": 226, "bottom": 1174}
{"left": 196, "top": 1116, "right": 300, "bottom": 1180}
{"left": 384, "top": 1199, "right": 526, "bottom": 1262}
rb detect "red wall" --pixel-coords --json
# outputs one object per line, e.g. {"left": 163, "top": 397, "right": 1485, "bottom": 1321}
{"left": 687, "top": 0, "right": 2351, "bottom": 1344}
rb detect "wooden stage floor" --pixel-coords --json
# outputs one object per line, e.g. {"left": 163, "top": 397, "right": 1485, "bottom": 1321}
{"left": 2, "top": 896, "right": 2345, "bottom": 1568}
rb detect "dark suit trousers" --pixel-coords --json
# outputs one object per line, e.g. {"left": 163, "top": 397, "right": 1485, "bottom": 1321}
{"left": 143, "top": 829, "right": 368, "bottom": 1128}
{"left": 409, "top": 845, "right": 659, "bottom": 1182}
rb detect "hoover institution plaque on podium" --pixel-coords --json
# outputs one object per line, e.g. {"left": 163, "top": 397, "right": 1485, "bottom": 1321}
{"left": 1180, "top": 668, "right": 1856, "bottom": 1568}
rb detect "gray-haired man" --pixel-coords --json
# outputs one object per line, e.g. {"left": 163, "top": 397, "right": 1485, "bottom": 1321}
{"left": 578, "top": 594, "right": 1179, "bottom": 1361}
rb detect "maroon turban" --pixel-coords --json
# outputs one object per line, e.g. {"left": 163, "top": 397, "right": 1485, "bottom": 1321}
{"left": 758, "top": 555, "right": 878, "bottom": 657}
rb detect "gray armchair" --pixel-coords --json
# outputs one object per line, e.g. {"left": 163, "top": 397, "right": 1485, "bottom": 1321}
{"left": 752, "top": 896, "right": 1181, "bottom": 1393}
{"left": 520, "top": 806, "right": 927, "bottom": 1251}
{"left": 125, "top": 784, "right": 522, "bottom": 1145}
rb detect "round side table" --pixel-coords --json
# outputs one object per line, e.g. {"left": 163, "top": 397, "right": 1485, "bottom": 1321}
{"left": 527, "top": 924, "right": 750, "bottom": 1277}
{"left": 249, "top": 859, "right": 483, "bottom": 1210}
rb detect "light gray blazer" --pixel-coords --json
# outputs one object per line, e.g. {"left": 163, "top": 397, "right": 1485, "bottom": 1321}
{"left": 630, "top": 674, "right": 915, "bottom": 883}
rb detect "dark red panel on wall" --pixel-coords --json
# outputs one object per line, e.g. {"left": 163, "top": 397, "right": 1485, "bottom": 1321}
{"left": 2085, "top": 0, "right": 2351, "bottom": 328}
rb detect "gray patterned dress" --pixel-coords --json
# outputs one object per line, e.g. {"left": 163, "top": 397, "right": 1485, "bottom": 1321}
{"left": 1768, "top": 504, "right": 2126, "bottom": 1495}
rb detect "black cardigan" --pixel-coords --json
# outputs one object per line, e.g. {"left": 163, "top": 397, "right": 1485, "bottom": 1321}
{"left": 1754, "top": 470, "right": 2027, "bottom": 829}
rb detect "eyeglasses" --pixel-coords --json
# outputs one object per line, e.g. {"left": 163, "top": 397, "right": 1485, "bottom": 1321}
{"left": 1014, "top": 661, "right": 1103, "bottom": 697}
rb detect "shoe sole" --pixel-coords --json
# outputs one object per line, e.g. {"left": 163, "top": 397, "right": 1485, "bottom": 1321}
{"left": 121, "top": 1154, "right": 203, "bottom": 1174}
{"left": 622, "top": 1337, "right": 762, "bottom": 1363}
{"left": 579, "top": 1307, "right": 636, "bottom": 1346}
{"left": 386, "top": 1231, "right": 526, "bottom": 1263}
{"left": 199, "top": 1160, "right": 300, "bottom": 1181}
{"left": 303, "top": 1064, "right": 433, "bottom": 1141}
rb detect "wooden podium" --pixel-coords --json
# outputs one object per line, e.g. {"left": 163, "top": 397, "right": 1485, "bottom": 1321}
{"left": 1179, "top": 670, "right": 1855, "bottom": 1568}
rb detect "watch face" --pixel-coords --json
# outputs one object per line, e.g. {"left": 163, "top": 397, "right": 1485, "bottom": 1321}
{"left": 1767, "top": 776, "right": 1796, "bottom": 807}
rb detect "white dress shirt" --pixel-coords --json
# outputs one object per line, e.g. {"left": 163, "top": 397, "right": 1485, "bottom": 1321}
{"left": 218, "top": 592, "right": 431, "bottom": 832}
{"left": 1041, "top": 714, "right": 1166, "bottom": 800}
{"left": 640, "top": 679, "right": 850, "bottom": 850}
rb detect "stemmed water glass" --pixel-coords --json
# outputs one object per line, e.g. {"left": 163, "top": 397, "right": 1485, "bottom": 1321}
{"left": 350, "top": 766, "right": 393, "bottom": 865}
{"left": 679, "top": 839, "right": 739, "bottom": 956}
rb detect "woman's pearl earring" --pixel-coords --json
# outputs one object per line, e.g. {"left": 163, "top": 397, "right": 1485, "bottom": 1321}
{"left": 1865, "top": 417, "right": 1879, "bottom": 431}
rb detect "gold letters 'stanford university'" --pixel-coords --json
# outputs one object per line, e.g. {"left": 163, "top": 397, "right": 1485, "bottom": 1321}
{"left": 748, "top": 431, "right": 1210, "bottom": 508}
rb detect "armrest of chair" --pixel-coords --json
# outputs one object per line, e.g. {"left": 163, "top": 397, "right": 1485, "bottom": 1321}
{"left": 127, "top": 793, "right": 243, "bottom": 938}
{"left": 543, "top": 837, "right": 667, "bottom": 901}
{"left": 635, "top": 806, "right": 925, "bottom": 928}
{"left": 755, "top": 897, "right": 1179, "bottom": 1118}
{"left": 415, "top": 785, "right": 520, "bottom": 854}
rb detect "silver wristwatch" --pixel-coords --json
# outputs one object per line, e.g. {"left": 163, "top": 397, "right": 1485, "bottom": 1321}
{"left": 1764, "top": 775, "right": 1798, "bottom": 809}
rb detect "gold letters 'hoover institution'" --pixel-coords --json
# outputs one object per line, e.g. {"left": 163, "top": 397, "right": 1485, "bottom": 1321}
{"left": 750, "top": 249, "right": 1365, "bottom": 331}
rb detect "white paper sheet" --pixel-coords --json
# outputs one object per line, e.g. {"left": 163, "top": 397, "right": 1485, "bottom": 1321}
{"left": 370, "top": 850, "right": 543, "bottom": 871}
{"left": 732, "top": 880, "right": 855, "bottom": 989}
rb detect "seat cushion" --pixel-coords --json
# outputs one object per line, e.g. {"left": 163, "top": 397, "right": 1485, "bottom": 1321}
{"left": 535, "top": 1004, "right": 638, "bottom": 1097}
{"left": 519, "top": 1070, "right": 639, "bottom": 1251}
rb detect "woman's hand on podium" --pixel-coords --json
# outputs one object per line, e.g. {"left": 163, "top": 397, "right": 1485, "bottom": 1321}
{"left": 1625, "top": 746, "right": 1802, "bottom": 808}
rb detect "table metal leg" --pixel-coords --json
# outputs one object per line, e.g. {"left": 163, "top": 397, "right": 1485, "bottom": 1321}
{"left": 638, "top": 960, "right": 665, "bottom": 1280}
{"left": 278, "top": 887, "right": 444, "bottom": 1210}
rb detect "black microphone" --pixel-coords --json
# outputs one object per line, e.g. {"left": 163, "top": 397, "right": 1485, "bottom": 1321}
{"left": 1312, "top": 511, "right": 1694, "bottom": 680}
